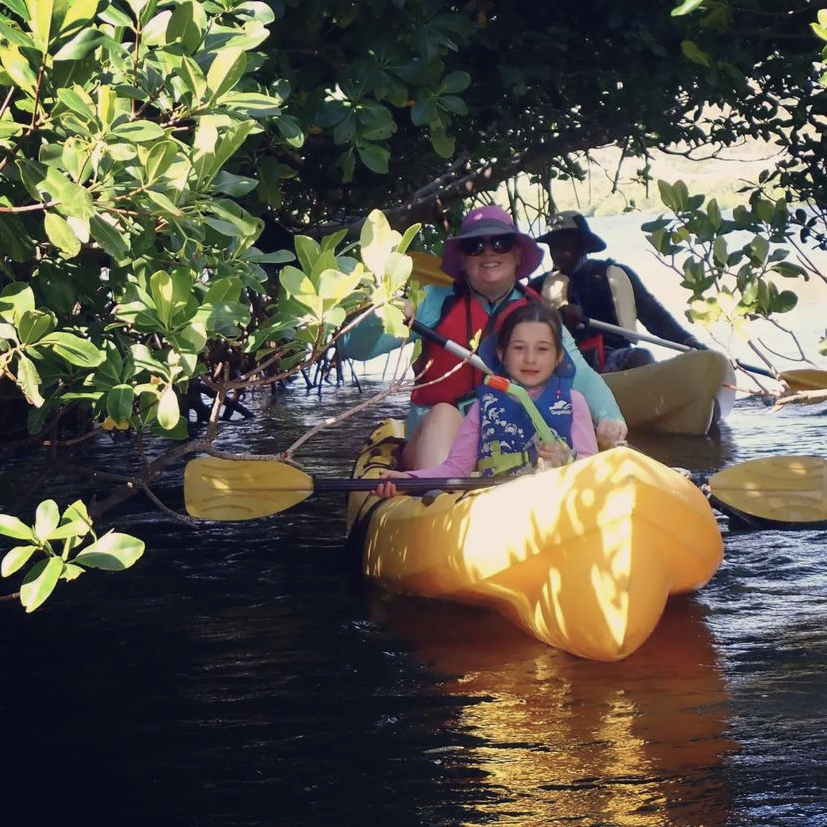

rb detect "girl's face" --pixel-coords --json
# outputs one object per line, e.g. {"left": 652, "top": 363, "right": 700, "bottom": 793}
{"left": 497, "top": 321, "right": 562, "bottom": 389}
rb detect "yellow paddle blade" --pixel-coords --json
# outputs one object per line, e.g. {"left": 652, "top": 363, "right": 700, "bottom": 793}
{"left": 184, "top": 457, "right": 314, "bottom": 521}
{"left": 708, "top": 455, "right": 827, "bottom": 524}
{"left": 780, "top": 368, "right": 827, "bottom": 393}
{"left": 409, "top": 251, "right": 451, "bottom": 288}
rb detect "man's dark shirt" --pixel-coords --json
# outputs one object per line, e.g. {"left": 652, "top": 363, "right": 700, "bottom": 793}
{"left": 532, "top": 258, "right": 695, "bottom": 351}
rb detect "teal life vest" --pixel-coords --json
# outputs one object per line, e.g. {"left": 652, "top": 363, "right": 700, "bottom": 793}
{"left": 477, "top": 373, "right": 575, "bottom": 477}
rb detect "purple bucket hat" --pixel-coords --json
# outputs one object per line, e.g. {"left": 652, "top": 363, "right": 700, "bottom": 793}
{"left": 441, "top": 205, "right": 544, "bottom": 281}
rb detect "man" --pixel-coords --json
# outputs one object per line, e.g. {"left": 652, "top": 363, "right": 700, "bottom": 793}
{"left": 532, "top": 211, "right": 705, "bottom": 372}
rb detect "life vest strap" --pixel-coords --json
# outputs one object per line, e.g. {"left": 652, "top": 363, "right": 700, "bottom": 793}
{"left": 577, "top": 334, "right": 605, "bottom": 372}
{"left": 477, "top": 445, "right": 531, "bottom": 477}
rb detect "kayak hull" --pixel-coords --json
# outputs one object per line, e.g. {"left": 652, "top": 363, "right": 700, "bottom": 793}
{"left": 346, "top": 421, "right": 724, "bottom": 661}
{"left": 603, "top": 350, "right": 735, "bottom": 435}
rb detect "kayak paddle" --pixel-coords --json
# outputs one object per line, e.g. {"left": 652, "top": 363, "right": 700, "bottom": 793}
{"left": 706, "top": 455, "right": 827, "bottom": 527}
{"left": 184, "top": 451, "right": 827, "bottom": 526}
{"left": 184, "top": 456, "right": 514, "bottom": 521}
{"left": 582, "top": 318, "right": 827, "bottom": 392}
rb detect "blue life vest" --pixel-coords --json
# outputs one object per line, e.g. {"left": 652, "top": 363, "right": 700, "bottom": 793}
{"left": 477, "top": 373, "right": 575, "bottom": 477}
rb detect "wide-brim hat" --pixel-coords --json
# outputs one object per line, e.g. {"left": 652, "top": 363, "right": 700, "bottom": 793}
{"left": 441, "top": 205, "right": 544, "bottom": 281}
{"left": 536, "top": 210, "right": 606, "bottom": 253}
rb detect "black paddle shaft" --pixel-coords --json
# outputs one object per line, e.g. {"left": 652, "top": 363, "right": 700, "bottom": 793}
{"left": 313, "top": 476, "right": 514, "bottom": 494}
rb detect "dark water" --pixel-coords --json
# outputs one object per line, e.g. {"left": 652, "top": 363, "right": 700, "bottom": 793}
{"left": 2, "top": 377, "right": 826, "bottom": 826}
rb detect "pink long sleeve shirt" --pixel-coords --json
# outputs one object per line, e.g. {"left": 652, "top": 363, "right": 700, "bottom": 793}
{"left": 408, "top": 388, "right": 599, "bottom": 479}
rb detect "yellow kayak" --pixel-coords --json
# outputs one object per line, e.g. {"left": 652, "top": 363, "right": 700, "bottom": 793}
{"left": 603, "top": 350, "right": 736, "bottom": 435}
{"left": 346, "top": 420, "right": 724, "bottom": 662}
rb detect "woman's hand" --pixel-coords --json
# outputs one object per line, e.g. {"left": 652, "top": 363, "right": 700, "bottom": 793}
{"left": 536, "top": 441, "right": 574, "bottom": 468}
{"left": 595, "top": 418, "right": 628, "bottom": 450}
{"left": 373, "top": 469, "right": 413, "bottom": 498}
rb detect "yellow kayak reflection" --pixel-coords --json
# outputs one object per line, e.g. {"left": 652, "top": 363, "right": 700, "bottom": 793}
{"left": 373, "top": 595, "right": 736, "bottom": 826}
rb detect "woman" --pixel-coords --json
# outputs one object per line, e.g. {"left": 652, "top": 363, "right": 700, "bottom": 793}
{"left": 338, "top": 205, "right": 627, "bottom": 469}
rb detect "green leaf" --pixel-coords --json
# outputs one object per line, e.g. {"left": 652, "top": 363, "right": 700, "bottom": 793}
{"left": 681, "top": 40, "right": 711, "bottom": 67}
{"left": 0, "top": 514, "right": 35, "bottom": 541}
{"left": 20, "top": 557, "right": 64, "bottom": 612}
{"left": 771, "top": 262, "right": 807, "bottom": 278}
{"left": 16, "top": 353, "right": 45, "bottom": 407}
{"left": 657, "top": 180, "right": 677, "bottom": 212}
{"left": 441, "top": 70, "right": 471, "bottom": 94}
{"left": 376, "top": 303, "right": 408, "bottom": 338}
{"left": 17, "top": 309, "right": 57, "bottom": 345}
{"left": 107, "top": 384, "right": 134, "bottom": 423}
{"left": 357, "top": 143, "right": 389, "bottom": 174}
{"left": 150, "top": 270, "right": 174, "bottom": 327}
{"left": 747, "top": 235, "right": 769, "bottom": 266}
{"left": 28, "top": 0, "right": 55, "bottom": 52}
{"left": 218, "top": 92, "right": 283, "bottom": 117}
{"left": 156, "top": 385, "right": 179, "bottom": 430}
{"left": 57, "top": 87, "right": 96, "bottom": 120}
{"left": 771, "top": 290, "right": 797, "bottom": 314}
{"left": 211, "top": 171, "right": 258, "bottom": 196}
{"left": 206, "top": 47, "right": 246, "bottom": 102}
{"left": 74, "top": 531, "right": 145, "bottom": 570}
{"left": 280, "top": 265, "right": 315, "bottom": 299}
{"left": 294, "top": 235, "right": 320, "bottom": 274}
{"left": 61, "top": 563, "right": 84, "bottom": 581}
{"left": 110, "top": 120, "right": 167, "bottom": 142}
{"left": 429, "top": 127, "right": 454, "bottom": 159}
{"left": 672, "top": 0, "right": 705, "bottom": 16}
{"left": 34, "top": 499, "right": 60, "bottom": 542}
{"left": 53, "top": 29, "right": 108, "bottom": 61}
{"left": 89, "top": 214, "right": 130, "bottom": 259}
{"left": 2, "top": 544, "right": 38, "bottom": 577}
{"left": 360, "top": 209, "right": 399, "bottom": 276}
{"left": 0, "top": 44, "right": 37, "bottom": 93}
{"left": 166, "top": 0, "right": 202, "bottom": 52}
{"left": 0, "top": 283, "right": 35, "bottom": 320}
{"left": 98, "top": 5, "right": 133, "bottom": 26}
{"left": 145, "top": 190, "right": 183, "bottom": 218}
{"left": 44, "top": 212, "right": 82, "bottom": 258}
{"left": 143, "top": 141, "right": 179, "bottom": 184}
{"left": 37, "top": 331, "right": 105, "bottom": 367}
{"left": 46, "top": 519, "right": 92, "bottom": 541}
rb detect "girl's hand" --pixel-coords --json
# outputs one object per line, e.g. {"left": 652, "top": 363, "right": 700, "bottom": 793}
{"left": 373, "top": 469, "right": 413, "bottom": 498}
{"left": 595, "top": 418, "right": 628, "bottom": 450}
{"left": 536, "top": 441, "right": 574, "bottom": 468}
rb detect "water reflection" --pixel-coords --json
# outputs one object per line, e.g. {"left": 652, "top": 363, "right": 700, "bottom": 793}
{"left": 374, "top": 594, "right": 736, "bottom": 826}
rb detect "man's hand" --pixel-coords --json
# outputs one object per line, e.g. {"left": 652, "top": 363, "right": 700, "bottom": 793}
{"left": 595, "top": 418, "right": 628, "bottom": 450}
{"left": 683, "top": 336, "right": 708, "bottom": 350}
{"left": 559, "top": 303, "right": 584, "bottom": 331}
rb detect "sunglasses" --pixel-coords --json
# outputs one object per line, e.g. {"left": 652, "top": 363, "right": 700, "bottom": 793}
{"left": 459, "top": 234, "right": 518, "bottom": 256}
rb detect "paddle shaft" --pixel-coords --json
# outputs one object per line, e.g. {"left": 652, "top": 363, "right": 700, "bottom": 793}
{"left": 315, "top": 475, "right": 513, "bottom": 493}
{"left": 408, "top": 318, "right": 492, "bottom": 375}
{"left": 583, "top": 318, "right": 796, "bottom": 382}
{"left": 583, "top": 317, "right": 692, "bottom": 352}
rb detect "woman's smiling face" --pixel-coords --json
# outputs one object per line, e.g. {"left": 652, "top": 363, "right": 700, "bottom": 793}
{"left": 462, "top": 237, "right": 522, "bottom": 300}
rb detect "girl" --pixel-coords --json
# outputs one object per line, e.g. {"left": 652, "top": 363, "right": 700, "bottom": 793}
{"left": 374, "top": 303, "right": 599, "bottom": 497}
